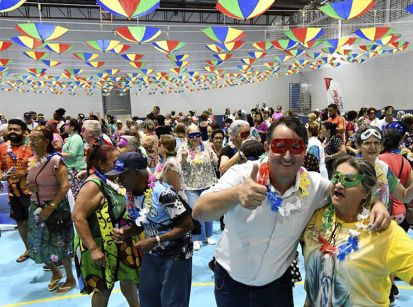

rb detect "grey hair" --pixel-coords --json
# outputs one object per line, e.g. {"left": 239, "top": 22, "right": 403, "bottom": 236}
{"left": 142, "top": 119, "right": 155, "bottom": 131}
{"left": 83, "top": 120, "right": 101, "bottom": 137}
{"left": 229, "top": 120, "right": 249, "bottom": 137}
{"left": 186, "top": 124, "right": 200, "bottom": 133}
{"left": 120, "top": 135, "right": 140, "bottom": 152}
{"left": 333, "top": 155, "right": 377, "bottom": 207}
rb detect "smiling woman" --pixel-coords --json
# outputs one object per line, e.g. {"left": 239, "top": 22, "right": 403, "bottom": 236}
{"left": 302, "top": 156, "right": 413, "bottom": 306}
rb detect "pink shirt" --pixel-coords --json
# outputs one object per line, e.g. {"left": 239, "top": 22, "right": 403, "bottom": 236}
{"left": 27, "top": 155, "right": 62, "bottom": 202}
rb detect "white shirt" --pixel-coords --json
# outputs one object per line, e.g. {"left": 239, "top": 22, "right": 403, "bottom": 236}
{"left": 204, "top": 161, "right": 330, "bottom": 286}
{"left": 307, "top": 136, "right": 328, "bottom": 178}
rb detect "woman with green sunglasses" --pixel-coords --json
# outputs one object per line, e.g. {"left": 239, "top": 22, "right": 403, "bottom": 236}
{"left": 302, "top": 156, "right": 413, "bottom": 306}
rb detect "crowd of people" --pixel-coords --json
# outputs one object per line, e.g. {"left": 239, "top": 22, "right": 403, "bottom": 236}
{"left": 1, "top": 103, "right": 413, "bottom": 306}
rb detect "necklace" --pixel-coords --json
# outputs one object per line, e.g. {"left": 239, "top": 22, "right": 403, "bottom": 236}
{"left": 6, "top": 141, "right": 27, "bottom": 162}
{"left": 320, "top": 204, "right": 370, "bottom": 261}
{"left": 135, "top": 174, "right": 157, "bottom": 226}
{"left": 186, "top": 143, "right": 205, "bottom": 165}
{"left": 27, "top": 152, "right": 59, "bottom": 171}
{"left": 256, "top": 155, "right": 310, "bottom": 216}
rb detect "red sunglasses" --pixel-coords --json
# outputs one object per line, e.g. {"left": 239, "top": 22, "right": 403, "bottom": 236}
{"left": 270, "top": 138, "right": 306, "bottom": 155}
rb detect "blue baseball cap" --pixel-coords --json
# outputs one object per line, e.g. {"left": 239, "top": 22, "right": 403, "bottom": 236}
{"left": 105, "top": 152, "right": 147, "bottom": 176}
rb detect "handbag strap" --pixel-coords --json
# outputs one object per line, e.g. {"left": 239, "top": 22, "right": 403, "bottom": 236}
{"left": 34, "top": 157, "right": 53, "bottom": 205}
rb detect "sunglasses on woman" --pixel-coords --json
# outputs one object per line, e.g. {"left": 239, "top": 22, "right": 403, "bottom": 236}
{"left": 331, "top": 171, "right": 365, "bottom": 188}
{"left": 187, "top": 132, "right": 201, "bottom": 139}
{"left": 270, "top": 138, "right": 306, "bottom": 155}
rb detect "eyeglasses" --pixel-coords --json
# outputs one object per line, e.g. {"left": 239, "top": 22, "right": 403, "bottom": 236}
{"left": 213, "top": 136, "right": 224, "bottom": 141}
{"left": 239, "top": 130, "right": 250, "bottom": 139}
{"left": 187, "top": 132, "right": 201, "bottom": 139}
{"left": 331, "top": 171, "right": 364, "bottom": 188}
{"left": 270, "top": 138, "right": 306, "bottom": 155}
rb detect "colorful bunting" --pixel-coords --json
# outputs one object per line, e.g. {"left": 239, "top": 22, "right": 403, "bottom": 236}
{"left": 86, "top": 40, "right": 120, "bottom": 52}
{"left": 27, "top": 68, "right": 47, "bottom": 77}
{"left": 0, "top": 0, "right": 27, "bottom": 13}
{"left": 213, "top": 53, "right": 232, "bottom": 61}
{"left": 248, "top": 51, "right": 267, "bottom": 59}
{"left": 110, "top": 44, "right": 131, "bottom": 54}
{"left": 97, "top": 0, "right": 160, "bottom": 19}
{"left": 153, "top": 40, "right": 185, "bottom": 54}
{"left": 16, "top": 23, "right": 68, "bottom": 42}
{"left": 215, "top": 41, "right": 245, "bottom": 52}
{"left": 86, "top": 61, "right": 105, "bottom": 68}
{"left": 44, "top": 43, "right": 72, "bottom": 54}
{"left": 252, "top": 41, "right": 273, "bottom": 51}
{"left": 216, "top": 0, "right": 275, "bottom": 20}
{"left": 0, "top": 59, "right": 13, "bottom": 66}
{"left": 74, "top": 52, "right": 99, "bottom": 62}
{"left": 320, "top": 0, "right": 375, "bottom": 20}
{"left": 11, "top": 36, "right": 43, "bottom": 49}
{"left": 41, "top": 60, "right": 61, "bottom": 67}
{"left": 116, "top": 26, "right": 161, "bottom": 44}
{"left": 167, "top": 54, "right": 189, "bottom": 62}
{"left": 285, "top": 27, "right": 325, "bottom": 44}
{"left": 0, "top": 41, "right": 13, "bottom": 52}
{"left": 354, "top": 27, "right": 394, "bottom": 42}
{"left": 121, "top": 53, "right": 144, "bottom": 61}
{"left": 202, "top": 26, "right": 245, "bottom": 44}
{"left": 23, "top": 51, "right": 48, "bottom": 61}
{"left": 271, "top": 39, "right": 298, "bottom": 50}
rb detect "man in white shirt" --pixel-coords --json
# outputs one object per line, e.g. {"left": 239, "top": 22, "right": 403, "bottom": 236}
{"left": 193, "top": 116, "right": 391, "bottom": 307}
{"left": 23, "top": 112, "right": 38, "bottom": 130}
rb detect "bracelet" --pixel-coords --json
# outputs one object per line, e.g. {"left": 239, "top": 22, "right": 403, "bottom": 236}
{"left": 49, "top": 202, "right": 57, "bottom": 208}
{"left": 155, "top": 235, "right": 162, "bottom": 247}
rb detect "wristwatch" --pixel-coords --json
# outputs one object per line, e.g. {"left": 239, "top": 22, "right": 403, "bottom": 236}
{"left": 155, "top": 235, "right": 162, "bottom": 247}
{"left": 49, "top": 202, "right": 57, "bottom": 208}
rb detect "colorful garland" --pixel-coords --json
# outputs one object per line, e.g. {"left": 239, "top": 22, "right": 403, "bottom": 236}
{"left": 256, "top": 155, "right": 310, "bottom": 216}
{"left": 320, "top": 204, "right": 370, "bottom": 261}
{"left": 6, "top": 141, "right": 17, "bottom": 161}
{"left": 27, "top": 152, "right": 59, "bottom": 171}
{"left": 135, "top": 174, "right": 157, "bottom": 227}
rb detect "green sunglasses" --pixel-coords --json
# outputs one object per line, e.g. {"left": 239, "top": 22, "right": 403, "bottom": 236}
{"left": 331, "top": 171, "right": 364, "bottom": 188}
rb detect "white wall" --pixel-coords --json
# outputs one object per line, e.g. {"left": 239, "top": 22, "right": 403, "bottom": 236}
{"left": 130, "top": 74, "right": 299, "bottom": 116}
{"left": 300, "top": 50, "right": 413, "bottom": 113}
{"left": 0, "top": 92, "right": 103, "bottom": 118}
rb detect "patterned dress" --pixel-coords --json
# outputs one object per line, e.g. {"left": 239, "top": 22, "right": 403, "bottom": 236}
{"left": 74, "top": 178, "right": 140, "bottom": 294}
{"left": 27, "top": 155, "right": 73, "bottom": 264}
{"left": 28, "top": 198, "right": 73, "bottom": 264}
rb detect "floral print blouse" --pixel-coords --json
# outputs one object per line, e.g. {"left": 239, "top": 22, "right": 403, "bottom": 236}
{"left": 177, "top": 142, "right": 218, "bottom": 190}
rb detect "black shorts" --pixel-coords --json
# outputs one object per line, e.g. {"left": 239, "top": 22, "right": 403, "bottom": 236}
{"left": 9, "top": 195, "right": 30, "bottom": 222}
